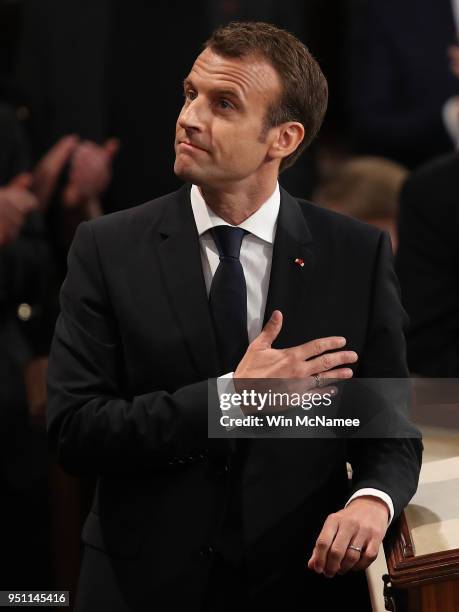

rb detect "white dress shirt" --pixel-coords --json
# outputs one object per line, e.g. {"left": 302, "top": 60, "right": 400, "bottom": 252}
{"left": 190, "top": 183, "right": 394, "bottom": 523}
{"left": 191, "top": 183, "right": 278, "bottom": 342}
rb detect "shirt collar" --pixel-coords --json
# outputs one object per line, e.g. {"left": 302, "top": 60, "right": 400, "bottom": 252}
{"left": 190, "top": 183, "right": 280, "bottom": 245}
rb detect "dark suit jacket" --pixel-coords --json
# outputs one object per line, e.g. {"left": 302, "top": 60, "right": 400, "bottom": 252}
{"left": 47, "top": 185, "right": 422, "bottom": 610}
{"left": 348, "top": 0, "right": 459, "bottom": 167}
{"left": 396, "top": 152, "right": 459, "bottom": 376}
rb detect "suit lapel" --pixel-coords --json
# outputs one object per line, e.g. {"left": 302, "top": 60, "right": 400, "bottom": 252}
{"left": 155, "top": 186, "right": 315, "bottom": 377}
{"left": 156, "top": 185, "right": 220, "bottom": 379}
{"left": 263, "top": 188, "right": 315, "bottom": 348}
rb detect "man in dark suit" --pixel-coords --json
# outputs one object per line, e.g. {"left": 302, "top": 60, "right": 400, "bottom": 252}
{"left": 47, "top": 22, "right": 422, "bottom": 611}
{"left": 396, "top": 152, "right": 459, "bottom": 376}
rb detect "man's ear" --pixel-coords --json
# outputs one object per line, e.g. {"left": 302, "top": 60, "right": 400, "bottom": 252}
{"left": 267, "top": 122, "right": 305, "bottom": 162}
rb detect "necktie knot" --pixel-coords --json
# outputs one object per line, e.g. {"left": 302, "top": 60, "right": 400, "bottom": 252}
{"left": 210, "top": 226, "right": 247, "bottom": 260}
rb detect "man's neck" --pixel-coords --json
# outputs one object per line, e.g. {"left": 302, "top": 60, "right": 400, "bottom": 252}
{"left": 198, "top": 175, "right": 278, "bottom": 225}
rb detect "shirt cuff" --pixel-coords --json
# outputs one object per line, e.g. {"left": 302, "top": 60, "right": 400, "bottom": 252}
{"left": 217, "top": 372, "right": 244, "bottom": 430}
{"left": 345, "top": 488, "right": 394, "bottom": 525}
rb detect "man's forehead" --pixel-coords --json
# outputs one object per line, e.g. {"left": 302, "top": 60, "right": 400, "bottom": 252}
{"left": 187, "top": 48, "right": 280, "bottom": 98}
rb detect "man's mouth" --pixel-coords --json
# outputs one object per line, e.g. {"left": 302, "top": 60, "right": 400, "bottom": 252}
{"left": 177, "top": 140, "right": 207, "bottom": 152}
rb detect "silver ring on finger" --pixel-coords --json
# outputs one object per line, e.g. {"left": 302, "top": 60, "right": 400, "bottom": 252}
{"left": 313, "top": 374, "right": 321, "bottom": 388}
{"left": 347, "top": 545, "right": 362, "bottom": 554}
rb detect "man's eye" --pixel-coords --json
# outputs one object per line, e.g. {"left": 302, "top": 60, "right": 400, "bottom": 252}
{"left": 218, "top": 99, "right": 233, "bottom": 110}
{"left": 184, "top": 90, "right": 197, "bottom": 101}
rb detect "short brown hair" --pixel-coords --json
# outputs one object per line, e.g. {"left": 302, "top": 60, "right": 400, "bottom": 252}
{"left": 205, "top": 21, "right": 328, "bottom": 172}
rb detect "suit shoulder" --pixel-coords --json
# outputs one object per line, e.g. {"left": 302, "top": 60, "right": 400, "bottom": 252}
{"left": 400, "top": 152, "right": 459, "bottom": 215}
{"left": 297, "top": 198, "right": 383, "bottom": 246}
{"left": 84, "top": 188, "right": 182, "bottom": 237}
{"left": 404, "top": 152, "right": 459, "bottom": 190}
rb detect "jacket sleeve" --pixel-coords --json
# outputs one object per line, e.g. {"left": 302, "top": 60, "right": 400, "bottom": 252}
{"left": 347, "top": 231, "right": 423, "bottom": 520}
{"left": 46, "top": 221, "right": 228, "bottom": 476}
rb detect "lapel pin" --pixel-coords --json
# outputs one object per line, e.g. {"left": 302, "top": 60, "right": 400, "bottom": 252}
{"left": 294, "top": 258, "right": 305, "bottom": 268}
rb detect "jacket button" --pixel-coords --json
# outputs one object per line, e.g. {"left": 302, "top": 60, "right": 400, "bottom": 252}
{"left": 17, "top": 303, "right": 32, "bottom": 321}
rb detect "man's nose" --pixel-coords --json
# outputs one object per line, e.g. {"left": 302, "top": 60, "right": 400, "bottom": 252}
{"left": 178, "top": 98, "right": 206, "bottom": 132}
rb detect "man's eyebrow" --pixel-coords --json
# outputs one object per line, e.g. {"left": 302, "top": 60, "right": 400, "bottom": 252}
{"left": 213, "top": 88, "right": 243, "bottom": 101}
{"left": 182, "top": 78, "right": 243, "bottom": 102}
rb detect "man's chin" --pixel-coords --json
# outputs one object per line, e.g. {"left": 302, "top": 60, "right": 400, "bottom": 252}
{"left": 174, "top": 160, "right": 201, "bottom": 183}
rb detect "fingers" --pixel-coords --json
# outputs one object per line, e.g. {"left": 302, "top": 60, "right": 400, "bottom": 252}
{"left": 32, "top": 134, "right": 117, "bottom": 209}
{"left": 240, "top": 319, "right": 357, "bottom": 383}
{"left": 281, "top": 336, "right": 358, "bottom": 376}
{"left": 330, "top": 527, "right": 364, "bottom": 575}
{"left": 0, "top": 193, "right": 23, "bottom": 231}
{"left": 103, "top": 137, "right": 120, "bottom": 159}
{"left": 252, "top": 310, "right": 283, "bottom": 350}
{"left": 0, "top": 187, "right": 37, "bottom": 246}
{"left": 62, "top": 183, "right": 81, "bottom": 208}
{"left": 1, "top": 188, "right": 38, "bottom": 215}
{"left": 351, "top": 543, "right": 379, "bottom": 572}
{"left": 45, "top": 134, "right": 79, "bottom": 169}
{"left": 318, "top": 368, "right": 354, "bottom": 381}
{"left": 8, "top": 172, "right": 32, "bottom": 190}
{"left": 32, "top": 135, "right": 79, "bottom": 207}
{"left": 321, "top": 521, "right": 360, "bottom": 577}
{"left": 293, "top": 336, "right": 346, "bottom": 360}
{"left": 337, "top": 541, "right": 366, "bottom": 575}
{"left": 307, "top": 514, "right": 339, "bottom": 574}
{"left": 307, "top": 518, "right": 370, "bottom": 578}
{"left": 308, "top": 502, "right": 387, "bottom": 578}
{"left": 306, "top": 350, "right": 358, "bottom": 376}
{"left": 65, "top": 139, "right": 117, "bottom": 203}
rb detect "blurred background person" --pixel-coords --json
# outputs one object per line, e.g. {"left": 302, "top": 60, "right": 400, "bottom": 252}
{"left": 346, "top": 0, "right": 459, "bottom": 168}
{"left": 0, "top": 88, "right": 117, "bottom": 591}
{"left": 0, "top": 98, "right": 53, "bottom": 590}
{"left": 395, "top": 9, "right": 459, "bottom": 378}
{"left": 396, "top": 152, "right": 459, "bottom": 377}
{"left": 314, "top": 156, "right": 408, "bottom": 252}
